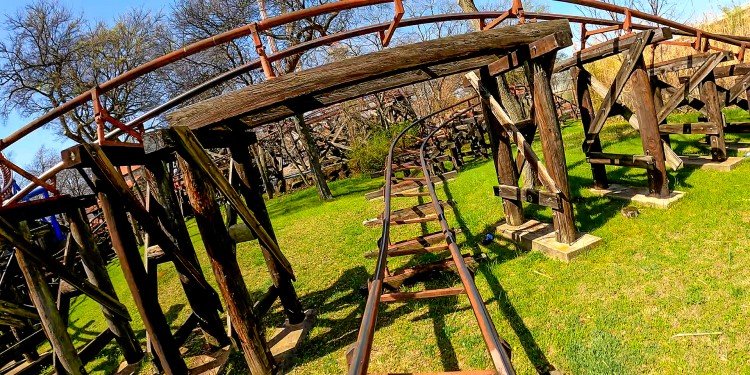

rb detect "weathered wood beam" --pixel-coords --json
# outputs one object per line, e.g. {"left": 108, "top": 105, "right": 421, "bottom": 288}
{"left": 479, "top": 67, "right": 524, "bottom": 226}
{"left": 625, "top": 57, "right": 670, "bottom": 197}
{"left": 67, "top": 208, "right": 144, "bottom": 364}
{"left": 659, "top": 122, "right": 720, "bottom": 134}
{"left": 487, "top": 31, "right": 569, "bottom": 76}
{"left": 167, "top": 20, "right": 573, "bottom": 134}
{"left": 170, "top": 126, "right": 296, "bottom": 278}
{"left": 96, "top": 179, "right": 188, "bottom": 374}
{"left": 493, "top": 185, "right": 561, "bottom": 210}
{"left": 726, "top": 71, "right": 750, "bottom": 104}
{"left": 554, "top": 27, "right": 672, "bottom": 73}
{"left": 179, "top": 157, "right": 275, "bottom": 374}
{"left": 587, "top": 152, "right": 655, "bottom": 169}
{"left": 571, "top": 66, "right": 608, "bottom": 187}
{"left": 0, "top": 300, "right": 38, "bottom": 322}
{"left": 713, "top": 62, "right": 750, "bottom": 78}
{"left": 228, "top": 139, "right": 305, "bottom": 324}
{"left": 15, "top": 224, "right": 84, "bottom": 375}
{"left": 530, "top": 52, "right": 578, "bottom": 243}
{"left": 657, "top": 52, "right": 731, "bottom": 123}
{"left": 646, "top": 52, "right": 714, "bottom": 76}
{"left": 584, "top": 30, "right": 653, "bottom": 152}
{"left": 143, "top": 158, "right": 229, "bottom": 345}
{"left": 700, "top": 73, "right": 728, "bottom": 161}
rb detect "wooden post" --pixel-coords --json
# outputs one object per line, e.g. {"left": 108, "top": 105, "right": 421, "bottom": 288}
{"left": 67, "top": 208, "right": 144, "bottom": 364}
{"left": 529, "top": 54, "right": 578, "bottom": 244}
{"left": 179, "top": 157, "right": 275, "bottom": 374}
{"left": 571, "top": 66, "right": 608, "bottom": 189}
{"left": 143, "top": 158, "right": 230, "bottom": 344}
{"left": 229, "top": 140, "right": 305, "bottom": 325}
{"left": 96, "top": 183, "right": 188, "bottom": 374}
{"left": 15, "top": 223, "right": 85, "bottom": 375}
{"left": 479, "top": 67, "right": 525, "bottom": 227}
{"left": 624, "top": 58, "right": 670, "bottom": 198}
{"left": 699, "top": 73, "right": 728, "bottom": 161}
{"left": 651, "top": 77, "right": 672, "bottom": 148}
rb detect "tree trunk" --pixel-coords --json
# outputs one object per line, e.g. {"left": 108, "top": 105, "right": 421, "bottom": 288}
{"left": 252, "top": 144, "right": 275, "bottom": 199}
{"left": 293, "top": 114, "right": 333, "bottom": 200}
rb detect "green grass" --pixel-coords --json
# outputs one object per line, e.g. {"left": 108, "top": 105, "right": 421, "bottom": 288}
{"left": 63, "top": 109, "right": 750, "bottom": 374}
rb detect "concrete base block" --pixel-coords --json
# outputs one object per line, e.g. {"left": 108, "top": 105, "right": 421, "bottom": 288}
{"left": 680, "top": 155, "right": 747, "bottom": 171}
{"left": 270, "top": 309, "right": 316, "bottom": 366}
{"left": 496, "top": 220, "right": 602, "bottom": 262}
{"left": 590, "top": 184, "right": 685, "bottom": 209}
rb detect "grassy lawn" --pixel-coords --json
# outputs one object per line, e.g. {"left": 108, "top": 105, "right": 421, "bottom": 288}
{"left": 63, "top": 108, "right": 750, "bottom": 374}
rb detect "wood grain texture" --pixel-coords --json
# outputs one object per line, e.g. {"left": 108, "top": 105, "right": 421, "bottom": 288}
{"left": 167, "top": 20, "right": 572, "bottom": 132}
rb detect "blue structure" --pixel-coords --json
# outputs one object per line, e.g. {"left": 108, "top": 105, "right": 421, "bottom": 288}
{"left": 11, "top": 180, "right": 65, "bottom": 241}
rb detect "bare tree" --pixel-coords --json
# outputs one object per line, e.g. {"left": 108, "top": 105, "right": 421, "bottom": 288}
{"left": 0, "top": 1, "right": 171, "bottom": 143}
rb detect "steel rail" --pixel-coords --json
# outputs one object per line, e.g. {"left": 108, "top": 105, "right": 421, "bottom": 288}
{"left": 555, "top": 0, "right": 749, "bottom": 48}
{"left": 419, "top": 110, "right": 515, "bottom": 375}
{"left": 348, "top": 96, "right": 477, "bottom": 375}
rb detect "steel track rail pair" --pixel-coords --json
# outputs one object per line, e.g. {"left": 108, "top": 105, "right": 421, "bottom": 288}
{"left": 349, "top": 97, "right": 514, "bottom": 375}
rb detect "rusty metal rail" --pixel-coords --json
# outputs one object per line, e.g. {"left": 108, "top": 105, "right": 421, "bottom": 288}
{"left": 349, "top": 96, "right": 515, "bottom": 374}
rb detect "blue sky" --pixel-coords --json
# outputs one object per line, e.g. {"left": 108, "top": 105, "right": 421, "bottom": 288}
{"left": 0, "top": 0, "right": 746, "bottom": 167}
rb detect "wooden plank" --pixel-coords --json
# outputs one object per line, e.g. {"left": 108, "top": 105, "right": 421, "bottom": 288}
{"left": 166, "top": 20, "right": 573, "bottom": 133}
{"left": 586, "top": 152, "right": 655, "bottom": 169}
{"left": 554, "top": 28, "right": 672, "bottom": 73}
{"left": 493, "top": 185, "right": 561, "bottom": 210}
{"left": 714, "top": 62, "right": 750, "bottom": 78}
{"left": 726, "top": 71, "right": 750, "bottom": 104}
{"left": 700, "top": 74, "right": 728, "bottom": 161}
{"left": 0, "top": 195, "right": 95, "bottom": 221}
{"left": 380, "top": 287, "right": 465, "bottom": 303}
{"left": 585, "top": 30, "right": 653, "bottom": 151}
{"left": 659, "top": 122, "right": 720, "bottom": 134}
{"left": 646, "top": 52, "right": 714, "bottom": 76}
{"left": 487, "top": 32, "right": 570, "bottom": 76}
{"left": 229, "top": 140, "right": 305, "bottom": 324}
{"left": 0, "top": 300, "right": 38, "bottom": 322}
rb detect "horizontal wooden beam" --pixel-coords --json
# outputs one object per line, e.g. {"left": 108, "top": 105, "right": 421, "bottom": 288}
{"left": 167, "top": 20, "right": 573, "bottom": 136}
{"left": 587, "top": 152, "right": 655, "bottom": 169}
{"left": 714, "top": 63, "right": 750, "bottom": 78}
{"left": 554, "top": 27, "right": 671, "bottom": 73}
{"left": 493, "top": 185, "right": 561, "bottom": 210}
{"left": 646, "top": 52, "right": 714, "bottom": 76}
{"left": 487, "top": 31, "right": 570, "bottom": 76}
{"left": 380, "top": 287, "right": 465, "bottom": 302}
{"left": 659, "top": 122, "right": 720, "bottom": 135}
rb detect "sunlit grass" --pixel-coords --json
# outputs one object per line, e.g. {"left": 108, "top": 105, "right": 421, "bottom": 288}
{"left": 63, "top": 109, "right": 750, "bottom": 374}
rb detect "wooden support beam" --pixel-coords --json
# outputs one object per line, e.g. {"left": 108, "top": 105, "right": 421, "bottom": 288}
{"left": 143, "top": 158, "right": 229, "bottom": 345}
{"left": 179, "top": 156, "right": 276, "bottom": 375}
{"left": 96, "top": 183, "right": 188, "bottom": 374}
{"left": 0, "top": 301, "right": 37, "bottom": 322}
{"left": 493, "top": 185, "right": 561, "bottom": 210}
{"left": 571, "top": 66, "right": 608, "bottom": 188}
{"left": 530, "top": 53, "right": 578, "bottom": 244}
{"left": 713, "top": 62, "right": 750, "bottom": 78}
{"left": 166, "top": 20, "right": 573, "bottom": 134}
{"left": 657, "top": 52, "right": 730, "bottom": 123}
{"left": 586, "top": 152, "right": 655, "bottom": 169}
{"left": 66, "top": 143, "right": 220, "bottom": 299}
{"left": 0, "top": 217, "right": 130, "bottom": 320}
{"left": 625, "top": 57, "right": 670, "bottom": 197}
{"left": 170, "top": 126, "right": 296, "bottom": 279}
{"left": 726, "top": 71, "right": 750, "bottom": 104}
{"left": 659, "top": 122, "right": 720, "bottom": 134}
{"left": 15, "top": 224, "right": 85, "bottom": 375}
{"left": 554, "top": 27, "right": 672, "bottom": 73}
{"left": 380, "top": 287, "right": 465, "bottom": 303}
{"left": 67, "top": 208, "right": 144, "bottom": 364}
{"left": 228, "top": 139, "right": 305, "bottom": 324}
{"left": 589, "top": 74, "right": 683, "bottom": 170}
{"left": 487, "top": 32, "right": 569, "bottom": 76}
{"left": 700, "top": 74, "right": 728, "bottom": 161}
{"left": 646, "top": 52, "right": 714, "bottom": 76}
{"left": 584, "top": 30, "right": 653, "bottom": 152}
{"left": 479, "top": 67, "right": 525, "bottom": 226}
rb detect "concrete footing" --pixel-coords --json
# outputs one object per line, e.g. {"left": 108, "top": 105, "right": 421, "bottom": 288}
{"left": 590, "top": 184, "right": 685, "bottom": 209}
{"left": 679, "top": 155, "right": 747, "bottom": 171}
{"left": 270, "top": 309, "right": 316, "bottom": 366}
{"left": 496, "top": 220, "right": 602, "bottom": 262}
